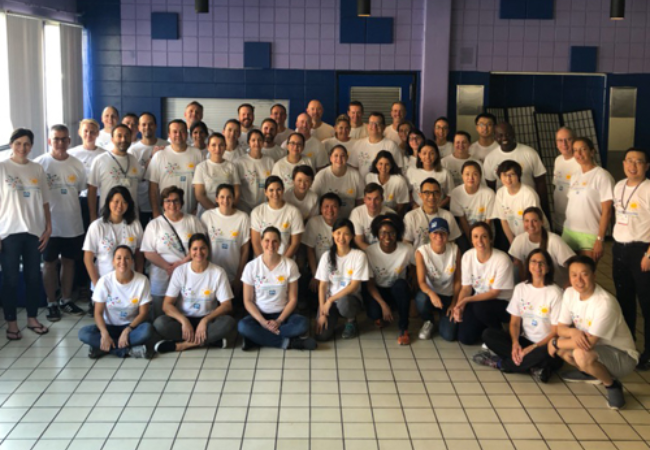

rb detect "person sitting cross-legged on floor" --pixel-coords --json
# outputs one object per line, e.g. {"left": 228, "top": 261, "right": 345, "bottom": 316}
{"left": 548, "top": 255, "right": 639, "bottom": 409}
{"left": 472, "top": 249, "right": 564, "bottom": 383}
{"left": 238, "top": 226, "right": 317, "bottom": 351}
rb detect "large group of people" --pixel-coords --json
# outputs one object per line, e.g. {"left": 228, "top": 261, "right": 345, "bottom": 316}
{"left": 1, "top": 98, "right": 648, "bottom": 411}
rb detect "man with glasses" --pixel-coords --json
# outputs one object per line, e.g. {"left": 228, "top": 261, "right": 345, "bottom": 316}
{"left": 350, "top": 183, "right": 395, "bottom": 250}
{"left": 349, "top": 112, "right": 402, "bottom": 179}
{"left": 612, "top": 148, "right": 650, "bottom": 370}
{"left": 35, "top": 125, "right": 88, "bottom": 320}
{"left": 404, "top": 178, "right": 461, "bottom": 250}
{"left": 552, "top": 127, "right": 580, "bottom": 232}
{"left": 469, "top": 113, "right": 498, "bottom": 162}
{"left": 384, "top": 102, "right": 406, "bottom": 145}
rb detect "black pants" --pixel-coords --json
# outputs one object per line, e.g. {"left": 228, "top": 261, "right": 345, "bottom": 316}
{"left": 458, "top": 300, "right": 509, "bottom": 345}
{"left": 482, "top": 328, "right": 563, "bottom": 373}
{"left": 74, "top": 196, "right": 92, "bottom": 289}
{"left": 363, "top": 279, "right": 411, "bottom": 331}
{"left": 613, "top": 241, "right": 650, "bottom": 355}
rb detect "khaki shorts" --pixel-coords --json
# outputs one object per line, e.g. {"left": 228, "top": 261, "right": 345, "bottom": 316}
{"left": 593, "top": 345, "right": 638, "bottom": 380}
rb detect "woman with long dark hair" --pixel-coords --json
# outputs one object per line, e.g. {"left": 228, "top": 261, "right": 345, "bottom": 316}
{"left": 366, "top": 151, "right": 410, "bottom": 215}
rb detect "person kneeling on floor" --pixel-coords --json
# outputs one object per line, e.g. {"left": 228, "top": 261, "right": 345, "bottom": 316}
{"left": 548, "top": 255, "right": 639, "bottom": 409}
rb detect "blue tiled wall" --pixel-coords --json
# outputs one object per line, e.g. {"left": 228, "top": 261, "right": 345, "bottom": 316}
{"left": 78, "top": 0, "right": 338, "bottom": 132}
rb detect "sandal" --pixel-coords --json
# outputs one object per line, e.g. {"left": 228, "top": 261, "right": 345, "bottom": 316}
{"left": 6, "top": 330, "right": 22, "bottom": 341}
{"left": 26, "top": 324, "right": 49, "bottom": 335}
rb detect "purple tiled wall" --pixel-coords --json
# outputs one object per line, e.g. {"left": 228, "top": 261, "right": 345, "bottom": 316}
{"left": 120, "top": 0, "right": 425, "bottom": 71}
{"left": 451, "top": 0, "right": 650, "bottom": 73}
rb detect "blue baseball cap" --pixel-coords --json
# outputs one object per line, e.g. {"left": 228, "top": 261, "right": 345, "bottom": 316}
{"left": 428, "top": 217, "right": 449, "bottom": 234}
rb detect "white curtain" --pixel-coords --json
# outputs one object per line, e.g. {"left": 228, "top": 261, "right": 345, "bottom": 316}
{"left": 61, "top": 24, "right": 83, "bottom": 147}
{"left": 7, "top": 15, "right": 46, "bottom": 156}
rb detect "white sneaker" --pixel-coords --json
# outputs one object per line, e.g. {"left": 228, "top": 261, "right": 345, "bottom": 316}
{"left": 418, "top": 321, "right": 434, "bottom": 340}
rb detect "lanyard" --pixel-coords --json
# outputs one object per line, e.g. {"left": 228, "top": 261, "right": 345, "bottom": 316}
{"left": 108, "top": 153, "right": 130, "bottom": 178}
{"left": 620, "top": 180, "right": 644, "bottom": 212}
{"left": 162, "top": 215, "right": 187, "bottom": 255}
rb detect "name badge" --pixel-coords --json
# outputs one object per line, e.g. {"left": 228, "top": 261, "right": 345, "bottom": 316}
{"left": 340, "top": 281, "right": 347, "bottom": 287}
{"left": 258, "top": 182, "right": 265, "bottom": 189}
{"left": 193, "top": 303, "right": 200, "bottom": 310}
{"left": 269, "top": 289, "right": 276, "bottom": 296}
{"left": 23, "top": 191, "right": 30, "bottom": 198}
{"left": 531, "top": 319, "right": 538, "bottom": 327}
{"left": 617, "top": 213, "right": 629, "bottom": 226}
{"left": 120, "top": 311, "right": 128, "bottom": 318}
{"left": 180, "top": 176, "right": 186, "bottom": 182}
{"left": 120, "top": 178, "right": 131, "bottom": 187}
{"left": 221, "top": 243, "right": 229, "bottom": 249}
{"left": 61, "top": 189, "right": 67, "bottom": 195}
{"left": 558, "top": 186, "right": 564, "bottom": 192}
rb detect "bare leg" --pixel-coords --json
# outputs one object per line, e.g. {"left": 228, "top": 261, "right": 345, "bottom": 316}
{"left": 573, "top": 348, "right": 614, "bottom": 385}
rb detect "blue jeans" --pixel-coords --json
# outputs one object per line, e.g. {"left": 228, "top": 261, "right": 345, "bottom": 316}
{"left": 78, "top": 323, "right": 153, "bottom": 357}
{"left": 0, "top": 233, "right": 43, "bottom": 321}
{"left": 238, "top": 312, "right": 309, "bottom": 349}
{"left": 364, "top": 279, "right": 411, "bottom": 331}
{"left": 414, "top": 290, "right": 457, "bottom": 341}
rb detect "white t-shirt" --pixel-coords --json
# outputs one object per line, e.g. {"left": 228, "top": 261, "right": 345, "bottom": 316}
{"left": 613, "top": 179, "right": 650, "bottom": 243}
{"left": 552, "top": 155, "right": 581, "bottom": 230}
{"left": 404, "top": 207, "right": 461, "bottom": 251}
{"left": 559, "top": 285, "right": 639, "bottom": 361}
{"left": 315, "top": 248, "right": 370, "bottom": 299}
{"left": 311, "top": 122, "right": 336, "bottom": 141}
{"left": 34, "top": 154, "right": 86, "bottom": 238}
{"left": 450, "top": 185, "right": 495, "bottom": 225}
{"left": 461, "top": 248, "right": 514, "bottom": 300}
{"left": 97, "top": 129, "right": 112, "bottom": 149}
{"left": 0, "top": 159, "right": 50, "bottom": 240}
{"left": 223, "top": 145, "right": 247, "bottom": 163}
{"left": 274, "top": 128, "right": 293, "bottom": 146}
{"left": 303, "top": 215, "right": 333, "bottom": 263}
{"left": 165, "top": 262, "right": 233, "bottom": 317}
{"left": 508, "top": 232, "right": 575, "bottom": 287}
{"left": 284, "top": 188, "right": 319, "bottom": 221}
{"left": 301, "top": 136, "right": 329, "bottom": 169}
{"left": 564, "top": 166, "right": 614, "bottom": 235}
{"left": 417, "top": 242, "right": 458, "bottom": 296}
{"left": 406, "top": 167, "right": 455, "bottom": 206}
{"left": 349, "top": 125, "right": 368, "bottom": 140}
{"left": 348, "top": 138, "right": 403, "bottom": 180}
{"left": 192, "top": 158, "right": 241, "bottom": 216}
{"left": 68, "top": 145, "right": 106, "bottom": 197}
{"left": 469, "top": 141, "right": 499, "bottom": 162}
{"left": 261, "top": 144, "right": 286, "bottom": 163}
{"left": 437, "top": 142, "right": 453, "bottom": 159}
{"left": 146, "top": 146, "right": 204, "bottom": 214}
{"left": 323, "top": 137, "right": 357, "bottom": 156}
{"left": 140, "top": 214, "right": 206, "bottom": 296}
{"left": 492, "top": 184, "right": 545, "bottom": 237}
{"left": 483, "top": 144, "right": 547, "bottom": 189}
{"left": 88, "top": 152, "right": 142, "bottom": 210}
{"left": 507, "top": 282, "right": 563, "bottom": 343}
{"left": 128, "top": 139, "right": 168, "bottom": 212}
{"left": 241, "top": 255, "right": 301, "bottom": 314}
{"left": 441, "top": 154, "right": 485, "bottom": 187}
{"left": 349, "top": 204, "right": 395, "bottom": 246}
{"left": 365, "top": 173, "right": 410, "bottom": 210}
{"left": 251, "top": 203, "right": 305, "bottom": 255}
{"left": 383, "top": 126, "right": 401, "bottom": 145}
{"left": 366, "top": 242, "right": 413, "bottom": 288}
{"left": 93, "top": 271, "right": 151, "bottom": 326}
{"left": 234, "top": 154, "right": 275, "bottom": 214}
{"left": 201, "top": 208, "right": 250, "bottom": 282}
{"left": 83, "top": 218, "right": 143, "bottom": 278}
{"left": 272, "top": 156, "right": 313, "bottom": 189}
{"left": 312, "top": 166, "right": 365, "bottom": 219}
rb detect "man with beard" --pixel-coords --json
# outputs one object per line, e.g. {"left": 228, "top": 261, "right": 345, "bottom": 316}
{"left": 260, "top": 118, "right": 285, "bottom": 162}
{"left": 238, "top": 103, "right": 256, "bottom": 146}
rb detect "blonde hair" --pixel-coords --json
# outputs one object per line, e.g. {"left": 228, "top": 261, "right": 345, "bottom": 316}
{"left": 79, "top": 118, "right": 100, "bottom": 130}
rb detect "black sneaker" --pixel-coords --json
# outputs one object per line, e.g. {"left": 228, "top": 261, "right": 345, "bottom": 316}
{"left": 46, "top": 305, "right": 61, "bottom": 322}
{"left": 606, "top": 379, "right": 625, "bottom": 410}
{"left": 154, "top": 340, "right": 176, "bottom": 354}
{"left": 241, "top": 337, "right": 259, "bottom": 352}
{"left": 560, "top": 369, "right": 602, "bottom": 385}
{"left": 88, "top": 347, "right": 107, "bottom": 359}
{"left": 60, "top": 300, "right": 86, "bottom": 316}
{"left": 290, "top": 337, "right": 317, "bottom": 351}
{"left": 637, "top": 354, "right": 650, "bottom": 371}
{"left": 531, "top": 366, "right": 551, "bottom": 383}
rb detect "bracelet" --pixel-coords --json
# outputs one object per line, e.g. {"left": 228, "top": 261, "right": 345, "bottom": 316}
{"left": 127, "top": 324, "right": 134, "bottom": 330}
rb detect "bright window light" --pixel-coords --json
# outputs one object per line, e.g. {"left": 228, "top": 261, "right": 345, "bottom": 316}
{"left": 0, "top": 13, "right": 12, "bottom": 143}
{"left": 44, "top": 23, "right": 63, "bottom": 131}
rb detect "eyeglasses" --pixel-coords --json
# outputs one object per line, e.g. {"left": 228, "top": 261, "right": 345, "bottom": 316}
{"left": 530, "top": 260, "right": 547, "bottom": 266}
{"left": 368, "top": 122, "right": 383, "bottom": 127}
{"left": 501, "top": 172, "right": 517, "bottom": 178}
{"left": 420, "top": 190, "right": 441, "bottom": 197}
{"left": 625, "top": 159, "right": 646, "bottom": 165}
{"left": 476, "top": 123, "right": 492, "bottom": 129}
{"left": 556, "top": 138, "right": 572, "bottom": 143}
{"left": 288, "top": 142, "right": 304, "bottom": 147}
{"left": 163, "top": 199, "right": 181, "bottom": 204}
{"left": 434, "top": 125, "right": 449, "bottom": 131}
{"left": 51, "top": 137, "right": 69, "bottom": 143}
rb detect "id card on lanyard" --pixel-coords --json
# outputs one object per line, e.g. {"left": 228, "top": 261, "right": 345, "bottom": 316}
{"left": 109, "top": 153, "right": 131, "bottom": 187}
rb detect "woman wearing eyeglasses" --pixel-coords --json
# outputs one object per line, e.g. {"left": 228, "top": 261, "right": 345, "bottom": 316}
{"left": 272, "top": 132, "right": 313, "bottom": 190}
{"left": 141, "top": 186, "right": 206, "bottom": 319}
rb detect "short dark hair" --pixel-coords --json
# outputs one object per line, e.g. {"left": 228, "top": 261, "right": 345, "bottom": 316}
{"left": 566, "top": 254, "right": 596, "bottom": 274}
{"left": 102, "top": 186, "right": 137, "bottom": 224}
{"left": 462, "top": 160, "right": 482, "bottom": 177}
{"left": 364, "top": 182, "right": 384, "bottom": 196}
{"left": 470, "top": 221, "right": 493, "bottom": 243}
{"left": 370, "top": 213, "right": 404, "bottom": 241}
{"left": 190, "top": 121, "right": 208, "bottom": 135}
{"left": 497, "top": 160, "right": 522, "bottom": 179}
{"left": 113, "top": 244, "right": 134, "bottom": 258}
{"left": 416, "top": 140, "right": 441, "bottom": 171}
{"left": 319, "top": 192, "right": 342, "bottom": 209}
{"left": 524, "top": 249, "right": 555, "bottom": 286}
{"left": 270, "top": 104, "right": 286, "bottom": 114}
{"left": 238, "top": 103, "right": 255, "bottom": 113}
{"left": 348, "top": 100, "right": 364, "bottom": 112}
{"left": 139, "top": 112, "right": 157, "bottom": 125}
{"left": 208, "top": 132, "right": 226, "bottom": 146}
{"left": 123, "top": 112, "right": 138, "bottom": 122}
{"left": 188, "top": 232, "right": 211, "bottom": 259}
{"left": 287, "top": 132, "right": 305, "bottom": 146}
{"left": 329, "top": 144, "right": 348, "bottom": 157}
{"left": 434, "top": 116, "right": 450, "bottom": 127}
{"left": 160, "top": 185, "right": 185, "bottom": 208}
{"left": 454, "top": 131, "right": 471, "bottom": 142}
{"left": 475, "top": 113, "right": 496, "bottom": 125}
{"left": 420, "top": 177, "right": 441, "bottom": 191}
{"left": 247, "top": 129, "right": 264, "bottom": 144}
{"left": 369, "top": 112, "right": 385, "bottom": 127}
{"left": 392, "top": 101, "right": 406, "bottom": 109}
{"left": 10, "top": 128, "right": 34, "bottom": 145}
{"left": 261, "top": 118, "right": 278, "bottom": 129}
{"left": 292, "top": 164, "right": 314, "bottom": 180}
{"left": 168, "top": 119, "right": 187, "bottom": 133}
{"left": 216, "top": 183, "right": 235, "bottom": 197}
{"left": 264, "top": 175, "right": 284, "bottom": 191}
{"left": 111, "top": 124, "right": 131, "bottom": 138}
{"left": 186, "top": 101, "right": 204, "bottom": 111}
{"left": 623, "top": 147, "right": 648, "bottom": 161}
{"left": 369, "top": 150, "right": 401, "bottom": 176}
{"left": 224, "top": 119, "right": 241, "bottom": 129}
{"left": 262, "top": 226, "right": 281, "bottom": 241}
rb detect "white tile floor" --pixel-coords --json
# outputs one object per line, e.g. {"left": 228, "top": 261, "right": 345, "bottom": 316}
{"left": 1, "top": 243, "right": 650, "bottom": 450}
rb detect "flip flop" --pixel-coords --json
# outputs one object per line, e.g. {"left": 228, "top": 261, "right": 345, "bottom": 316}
{"left": 26, "top": 325, "right": 49, "bottom": 335}
{"left": 6, "top": 330, "right": 22, "bottom": 341}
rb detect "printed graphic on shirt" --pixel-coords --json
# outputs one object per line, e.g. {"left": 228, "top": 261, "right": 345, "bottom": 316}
{"left": 5, "top": 175, "right": 40, "bottom": 196}
{"left": 180, "top": 286, "right": 219, "bottom": 312}
{"left": 106, "top": 294, "right": 140, "bottom": 320}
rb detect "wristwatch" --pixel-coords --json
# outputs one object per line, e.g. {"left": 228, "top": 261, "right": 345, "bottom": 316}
{"left": 596, "top": 236, "right": 603, "bottom": 242}
{"left": 552, "top": 338, "right": 559, "bottom": 350}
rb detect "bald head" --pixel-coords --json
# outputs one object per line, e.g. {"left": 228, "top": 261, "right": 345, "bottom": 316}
{"left": 307, "top": 100, "right": 324, "bottom": 126}
{"left": 494, "top": 122, "right": 516, "bottom": 152}
{"left": 295, "top": 113, "right": 313, "bottom": 139}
